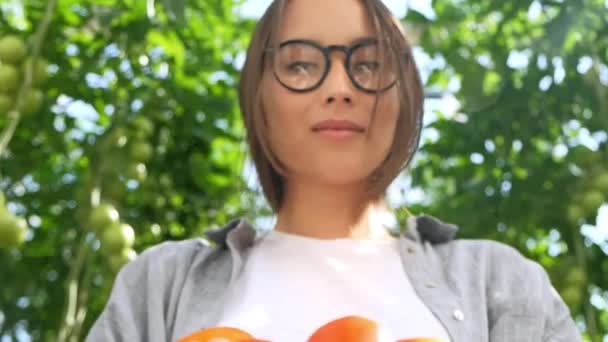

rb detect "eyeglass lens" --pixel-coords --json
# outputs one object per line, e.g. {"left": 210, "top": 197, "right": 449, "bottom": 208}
{"left": 272, "top": 42, "right": 397, "bottom": 92}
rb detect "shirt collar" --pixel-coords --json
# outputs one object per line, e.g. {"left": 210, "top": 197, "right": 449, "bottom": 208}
{"left": 204, "top": 214, "right": 459, "bottom": 249}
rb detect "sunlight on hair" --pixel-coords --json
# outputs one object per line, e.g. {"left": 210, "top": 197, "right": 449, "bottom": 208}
{"left": 235, "top": 0, "right": 436, "bottom": 20}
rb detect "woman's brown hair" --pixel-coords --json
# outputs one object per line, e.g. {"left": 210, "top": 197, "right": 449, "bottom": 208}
{"left": 239, "top": 0, "right": 424, "bottom": 213}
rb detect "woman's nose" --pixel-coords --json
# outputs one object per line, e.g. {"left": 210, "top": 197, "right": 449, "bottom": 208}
{"left": 323, "top": 56, "right": 354, "bottom": 104}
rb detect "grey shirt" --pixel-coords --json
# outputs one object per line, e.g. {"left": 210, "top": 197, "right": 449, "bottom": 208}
{"left": 86, "top": 215, "right": 582, "bottom": 341}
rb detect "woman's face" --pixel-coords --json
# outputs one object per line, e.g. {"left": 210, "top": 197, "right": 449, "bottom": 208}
{"left": 262, "top": 0, "right": 400, "bottom": 188}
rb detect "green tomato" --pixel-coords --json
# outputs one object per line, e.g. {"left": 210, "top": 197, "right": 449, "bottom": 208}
{"left": 89, "top": 203, "right": 120, "bottom": 233}
{"left": 126, "top": 163, "right": 147, "bottom": 182}
{"left": 17, "top": 88, "right": 43, "bottom": 115}
{"left": 560, "top": 286, "right": 582, "bottom": 308}
{"left": 133, "top": 116, "right": 154, "bottom": 137}
{"left": 566, "top": 205, "right": 584, "bottom": 224}
{"left": 130, "top": 141, "right": 153, "bottom": 162}
{"left": 0, "top": 64, "right": 20, "bottom": 92}
{"left": 108, "top": 248, "right": 137, "bottom": 271}
{"left": 104, "top": 127, "right": 128, "bottom": 150}
{"left": 565, "top": 268, "right": 586, "bottom": 287}
{"left": 101, "top": 222, "right": 135, "bottom": 254}
{"left": 0, "top": 211, "right": 28, "bottom": 247}
{"left": 594, "top": 172, "right": 608, "bottom": 192}
{"left": 0, "top": 35, "right": 27, "bottom": 64}
{"left": 582, "top": 190, "right": 605, "bottom": 213}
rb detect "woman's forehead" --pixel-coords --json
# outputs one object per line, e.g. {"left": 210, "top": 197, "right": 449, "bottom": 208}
{"left": 277, "top": 0, "right": 376, "bottom": 44}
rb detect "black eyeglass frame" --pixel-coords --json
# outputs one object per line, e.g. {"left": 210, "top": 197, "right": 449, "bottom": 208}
{"left": 264, "top": 38, "right": 407, "bottom": 94}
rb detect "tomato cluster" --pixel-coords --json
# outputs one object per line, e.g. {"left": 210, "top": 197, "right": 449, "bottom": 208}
{"left": 0, "top": 35, "right": 47, "bottom": 117}
{"left": 88, "top": 203, "right": 137, "bottom": 271}
{"left": 0, "top": 190, "right": 28, "bottom": 248}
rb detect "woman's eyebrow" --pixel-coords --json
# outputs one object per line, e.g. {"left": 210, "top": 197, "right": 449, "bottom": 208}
{"left": 279, "top": 36, "right": 377, "bottom": 45}
{"left": 349, "top": 36, "right": 377, "bottom": 45}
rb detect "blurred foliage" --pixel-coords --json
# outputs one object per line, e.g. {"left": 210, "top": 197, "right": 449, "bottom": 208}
{"left": 0, "top": 0, "right": 606, "bottom": 341}
{"left": 400, "top": 1, "right": 608, "bottom": 340}
{"left": 0, "top": 0, "right": 256, "bottom": 340}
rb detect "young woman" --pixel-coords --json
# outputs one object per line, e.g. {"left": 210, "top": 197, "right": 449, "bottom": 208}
{"left": 86, "top": 0, "right": 582, "bottom": 341}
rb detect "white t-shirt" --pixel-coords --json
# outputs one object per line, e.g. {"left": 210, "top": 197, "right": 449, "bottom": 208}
{"left": 215, "top": 229, "right": 452, "bottom": 341}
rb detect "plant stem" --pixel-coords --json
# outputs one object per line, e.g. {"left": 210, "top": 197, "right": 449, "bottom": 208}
{"left": 58, "top": 175, "right": 101, "bottom": 341}
{"left": 573, "top": 228, "right": 598, "bottom": 340}
{"left": 57, "top": 237, "right": 91, "bottom": 342}
{"left": 0, "top": 0, "right": 57, "bottom": 157}
{"left": 70, "top": 249, "right": 93, "bottom": 341}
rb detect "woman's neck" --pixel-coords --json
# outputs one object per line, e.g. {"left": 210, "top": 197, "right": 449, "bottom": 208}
{"left": 273, "top": 180, "right": 394, "bottom": 241}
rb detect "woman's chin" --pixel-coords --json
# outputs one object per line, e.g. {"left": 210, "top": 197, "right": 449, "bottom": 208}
{"left": 317, "top": 173, "right": 371, "bottom": 188}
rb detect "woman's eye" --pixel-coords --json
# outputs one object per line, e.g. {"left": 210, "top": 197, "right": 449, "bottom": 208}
{"left": 354, "top": 61, "right": 380, "bottom": 73}
{"left": 286, "top": 61, "right": 318, "bottom": 73}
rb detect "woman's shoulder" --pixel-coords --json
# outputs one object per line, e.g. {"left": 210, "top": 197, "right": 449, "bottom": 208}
{"left": 107, "top": 236, "right": 226, "bottom": 301}
{"left": 120, "top": 237, "right": 219, "bottom": 279}
{"left": 112, "top": 218, "right": 254, "bottom": 285}
{"left": 444, "top": 237, "right": 529, "bottom": 260}
{"left": 86, "top": 237, "right": 226, "bottom": 341}
{"left": 439, "top": 237, "right": 559, "bottom": 311}
{"left": 444, "top": 238, "right": 580, "bottom": 340}
{"left": 438, "top": 237, "right": 547, "bottom": 280}
{"left": 411, "top": 215, "right": 539, "bottom": 271}
{"left": 137, "top": 237, "right": 213, "bottom": 261}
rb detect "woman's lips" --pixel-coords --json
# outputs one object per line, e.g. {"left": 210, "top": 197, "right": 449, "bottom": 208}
{"left": 311, "top": 119, "right": 365, "bottom": 132}
{"left": 314, "top": 128, "right": 362, "bottom": 140}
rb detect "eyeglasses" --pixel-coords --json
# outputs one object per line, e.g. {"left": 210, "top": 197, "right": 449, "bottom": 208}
{"left": 264, "top": 38, "right": 403, "bottom": 94}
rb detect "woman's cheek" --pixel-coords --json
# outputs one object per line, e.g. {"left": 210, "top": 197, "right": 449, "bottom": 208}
{"left": 370, "top": 94, "right": 399, "bottom": 152}
{"left": 264, "top": 96, "right": 309, "bottom": 172}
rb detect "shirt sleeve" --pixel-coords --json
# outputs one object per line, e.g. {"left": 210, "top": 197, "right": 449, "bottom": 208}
{"left": 85, "top": 239, "right": 207, "bottom": 342}
{"left": 535, "top": 262, "right": 583, "bottom": 342}
{"left": 484, "top": 240, "right": 583, "bottom": 341}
